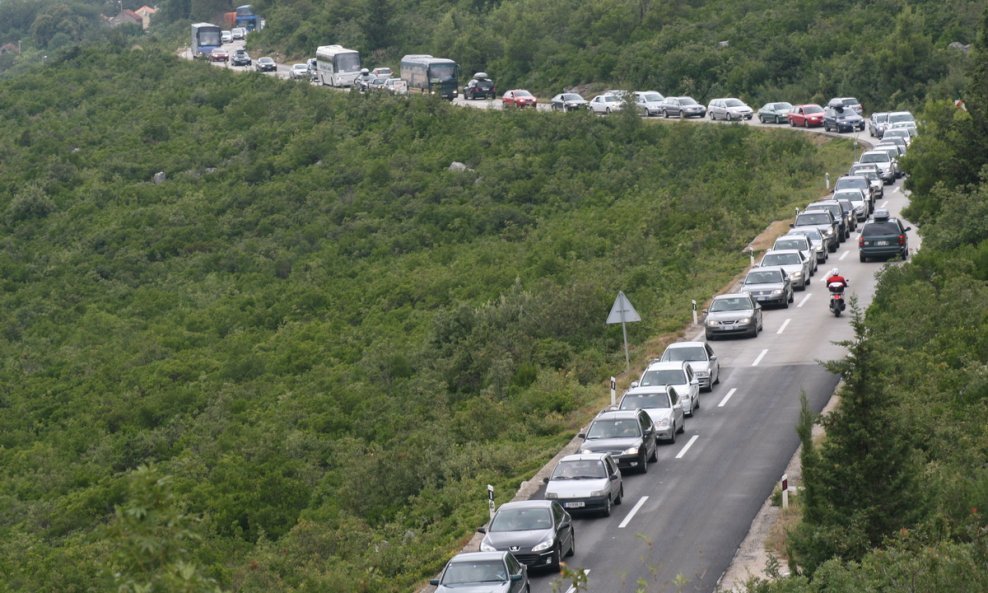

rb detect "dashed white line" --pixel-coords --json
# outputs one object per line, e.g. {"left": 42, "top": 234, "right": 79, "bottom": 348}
{"left": 797, "top": 293, "right": 812, "bottom": 308}
{"left": 880, "top": 200, "right": 889, "bottom": 208}
{"left": 619, "top": 496, "right": 649, "bottom": 529}
{"left": 718, "top": 387, "right": 737, "bottom": 407}
{"left": 751, "top": 349, "right": 768, "bottom": 367}
{"left": 777, "top": 318, "right": 791, "bottom": 334}
{"left": 564, "top": 570, "right": 590, "bottom": 593}
{"left": 676, "top": 435, "right": 699, "bottom": 459}
{"left": 839, "top": 250, "right": 849, "bottom": 261}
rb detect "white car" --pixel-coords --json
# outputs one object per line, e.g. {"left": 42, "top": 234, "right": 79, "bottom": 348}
{"left": 772, "top": 234, "right": 818, "bottom": 274}
{"left": 290, "top": 64, "right": 310, "bottom": 80}
{"left": 659, "top": 342, "right": 720, "bottom": 391}
{"left": 633, "top": 91, "right": 665, "bottom": 116}
{"left": 857, "top": 150, "right": 896, "bottom": 184}
{"left": 619, "top": 386, "right": 685, "bottom": 443}
{"left": 759, "top": 249, "right": 811, "bottom": 290}
{"left": 588, "top": 94, "right": 624, "bottom": 114}
{"left": 231, "top": 27, "right": 246, "bottom": 40}
{"left": 833, "top": 188, "right": 869, "bottom": 223}
{"left": 543, "top": 453, "right": 623, "bottom": 516}
{"left": 221, "top": 30, "right": 233, "bottom": 44}
{"left": 707, "top": 98, "right": 753, "bottom": 121}
{"left": 633, "top": 360, "right": 700, "bottom": 417}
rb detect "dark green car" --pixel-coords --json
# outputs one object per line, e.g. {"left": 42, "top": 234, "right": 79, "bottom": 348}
{"left": 859, "top": 210, "right": 910, "bottom": 262}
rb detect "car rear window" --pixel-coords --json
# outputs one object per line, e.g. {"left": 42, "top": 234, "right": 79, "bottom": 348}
{"left": 863, "top": 222, "right": 901, "bottom": 236}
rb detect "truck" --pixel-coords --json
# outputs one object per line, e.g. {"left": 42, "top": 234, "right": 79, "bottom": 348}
{"left": 399, "top": 54, "right": 460, "bottom": 100}
{"left": 223, "top": 5, "right": 260, "bottom": 31}
{"left": 190, "top": 22, "right": 222, "bottom": 59}
{"left": 315, "top": 45, "right": 362, "bottom": 87}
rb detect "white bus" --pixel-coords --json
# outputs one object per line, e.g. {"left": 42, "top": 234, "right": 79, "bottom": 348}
{"left": 191, "top": 23, "right": 222, "bottom": 59}
{"left": 315, "top": 45, "right": 361, "bottom": 87}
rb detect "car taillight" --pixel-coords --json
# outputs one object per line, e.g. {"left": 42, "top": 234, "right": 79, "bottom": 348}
{"left": 898, "top": 234, "right": 906, "bottom": 245}
{"left": 858, "top": 235, "right": 864, "bottom": 247}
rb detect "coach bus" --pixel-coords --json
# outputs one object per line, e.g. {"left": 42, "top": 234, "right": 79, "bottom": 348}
{"left": 191, "top": 23, "right": 222, "bottom": 59}
{"left": 399, "top": 55, "right": 460, "bottom": 101}
{"left": 315, "top": 45, "right": 362, "bottom": 87}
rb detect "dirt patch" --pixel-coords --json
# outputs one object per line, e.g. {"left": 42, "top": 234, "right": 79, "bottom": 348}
{"left": 748, "top": 219, "right": 796, "bottom": 253}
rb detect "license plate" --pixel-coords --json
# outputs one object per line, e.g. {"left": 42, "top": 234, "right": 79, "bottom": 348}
{"left": 564, "top": 501, "right": 585, "bottom": 508}
{"left": 876, "top": 240, "right": 890, "bottom": 246}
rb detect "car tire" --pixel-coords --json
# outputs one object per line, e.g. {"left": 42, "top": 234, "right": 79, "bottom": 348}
{"left": 567, "top": 529, "right": 575, "bottom": 557}
{"left": 705, "top": 332, "right": 715, "bottom": 341}
{"left": 860, "top": 253, "right": 867, "bottom": 262}
{"left": 666, "top": 427, "right": 676, "bottom": 445}
{"left": 615, "top": 485, "right": 624, "bottom": 505}
{"left": 649, "top": 443, "right": 658, "bottom": 461}
{"left": 602, "top": 496, "right": 612, "bottom": 517}
{"left": 639, "top": 451, "right": 649, "bottom": 473}
{"left": 677, "top": 419, "right": 685, "bottom": 434}
{"left": 685, "top": 398, "right": 694, "bottom": 417}
{"left": 695, "top": 395, "right": 700, "bottom": 410}
{"left": 789, "top": 290, "right": 795, "bottom": 303}
{"left": 550, "top": 543, "right": 562, "bottom": 571}
{"left": 714, "top": 371, "right": 720, "bottom": 385}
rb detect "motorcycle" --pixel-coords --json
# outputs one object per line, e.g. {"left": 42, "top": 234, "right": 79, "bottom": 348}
{"left": 828, "top": 282, "right": 846, "bottom": 317}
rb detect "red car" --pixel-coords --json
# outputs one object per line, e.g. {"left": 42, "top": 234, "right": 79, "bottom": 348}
{"left": 209, "top": 49, "right": 229, "bottom": 63}
{"left": 502, "top": 89, "right": 537, "bottom": 109}
{"left": 787, "top": 104, "right": 825, "bottom": 128}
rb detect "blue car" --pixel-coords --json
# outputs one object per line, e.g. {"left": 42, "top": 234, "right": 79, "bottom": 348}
{"left": 823, "top": 106, "right": 865, "bottom": 133}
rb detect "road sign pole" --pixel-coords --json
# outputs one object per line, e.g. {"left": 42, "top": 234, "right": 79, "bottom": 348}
{"left": 621, "top": 316, "right": 629, "bottom": 370}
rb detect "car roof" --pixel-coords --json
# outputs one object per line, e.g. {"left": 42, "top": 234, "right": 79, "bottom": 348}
{"left": 497, "top": 499, "right": 554, "bottom": 511}
{"left": 763, "top": 249, "right": 801, "bottom": 257}
{"left": 666, "top": 341, "right": 705, "bottom": 348}
{"left": 713, "top": 291, "right": 750, "bottom": 299}
{"left": 558, "top": 453, "right": 612, "bottom": 463}
{"left": 623, "top": 386, "right": 671, "bottom": 396}
{"left": 775, "top": 234, "right": 810, "bottom": 243}
{"left": 643, "top": 360, "right": 689, "bottom": 371}
{"left": 448, "top": 551, "right": 510, "bottom": 563}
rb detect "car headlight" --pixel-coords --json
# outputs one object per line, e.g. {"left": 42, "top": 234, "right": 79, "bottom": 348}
{"left": 545, "top": 491, "right": 558, "bottom": 499}
{"left": 480, "top": 539, "right": 497, "bottom": 552}
{"left": 791, "top": 271, "right": 803, "bottom": 279}
{"left": 532, "top": 539, "right": 554, "bottom": 552}
{"left": 653, "top": 418, "right": 670, "bottom": 429}
{"left": 589, "top": 489, "right": 608, "bottom": 498}
{"left": 706, "top": 319, "right": 717, "bottom": 327}
{"left": 771, "top": 289, "right": 783, "bottom": 295}
{"left": 739, "top": 317, "right": 752, "bottom": 325}
{"left": 623, "top": 446, "right": 641, "bottom": 455}
{"left": 695, "top": 370, "right": 709, "bottom": 377}
{"left": 581, "top": 448, "right": 593, "bottom": 455}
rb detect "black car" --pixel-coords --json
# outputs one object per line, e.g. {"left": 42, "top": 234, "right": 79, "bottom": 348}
{"left": 478, "top": 500, "right": 575, "bottom": 572}
{"left": 823, "top": 106, "right": 865, "bottom": 133}
{"left": 464, "top": 73, "right": 496, "bottom": 100}
{"left": 578, "top": 408, "right": 658, "bottom": 474}
{"left": 231, "top": 50, "right": 251, "bottom": 67}
{"left": 254, "top": 57, "right": 277, "bottom": 72}
{"left": 859, "top": 209, "right": 910, "bottom": 262}
{"left": 660, "top": 96, "right": 706, "bottom": 118}
{"left": 549, "top": 92, "right": 588, "bottom": 111}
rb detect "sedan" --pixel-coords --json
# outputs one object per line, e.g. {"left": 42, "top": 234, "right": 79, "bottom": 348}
{"left": 659, "top": 341, "right": 720, "bottom": 391}
{"left": 543, "top": 453, "right": 624, "bottom": 516}
{"left": 619, "top": 387, "right": 685, "bottom": 444}
{"left": 289, "top": 63, "right": 310, "bottom": 80}
{"left": 833, "top": 188, "right": 869, "bottom": 222}
{"left": 823, "top": 106, "right": 865, "bottom": 133}
{"left": 788, "top": 227, "right": 829, "bottom": 264}
{"left": 501, "top": 89, "right": 537, "bottom": 108}
{"left": 430, "top": 552, "right": 528, "bottom": 593}
{"left": 759, "top": 250, "right": 811, "bottom": 290}
{"left": 660, "top": 96, "right": 706, "bottom": 118}
{"left": 231, "top": 50, "right": 251, "bottom": 67}
{"left": 254, "top": 57, "right": 277, "bottom": 72}
{"left": 757, "top": 102, "right": 793, "bottom": 124}
{"left": 634, "top": 360, "right": 700, "bottom": 417}
{"left": 773, "top": 234, "right": 817, "bottom": 274}
{"left": 588, "top": 93, "right": 624, "bottom": 114}
{"left": 550, "top": 92, "right": 588, "bottom": 112}
{"left": 741, "top": 267, "right": 793, "bottom": 308}
{"left": 787, "top": 104, "right": 825, "bottom": 127}
{"left": 479, "top": 500, "right": 575, "bottom": 572}
{"left": 793, "top": 210, "right": 839, "bottom": 252}
{"left": 221, "top": 30, "right": 233, "bottom": 44}
{"left": 633, "top": 91, "right": 665, "bottom": 116}
{"left": 707, "top": 98, "right": 753, "bottom": 121}
{"left": 209, "top": 49, "right": 229, "bottom": 63}
{"left": 704, "top": 293, "right": 763, "bottom": 339}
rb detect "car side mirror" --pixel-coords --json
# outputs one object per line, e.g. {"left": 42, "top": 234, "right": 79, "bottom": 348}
{"left": 610, "top": 474, "right": 618, "bottom": 481}
{"left": 430, "top": 579, "right": 440, "bottom": 586}
{"left": 905, "top": 227, "right": 912, "bottom": 231}
{"left": 630, "top": 381, "right": 639, "bottom": 388}
{"left": 542, "top": 476, "right": 550, "bottom": 484}
{"left": 510, "top": 574, "right": 523, "bottom": 582}
{"left": 578, "top": 432, "right": 586, "bottom": 439}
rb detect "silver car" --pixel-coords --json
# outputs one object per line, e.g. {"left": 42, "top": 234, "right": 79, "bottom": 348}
{"left": 858, "top": 150, "right": 896, "bottom": 184}
{"left": 704, "top": 293, "right": 763, "bottom": 339}
{"left": 633, "top": 91, "right": 665, "bottom": 116}
{"left": 589, "top": 93, "right": 624, "bottom": 114}
{"left": 793, "top": 210, "right": 839, "bottom": 252}
{"left": 759, "top": 249, "right": 811, "bottom": 290}
{"left": 634, "top": 360, "right": 700, "bottom": 416}
{"left": 660, "top": 341, "right": 720, "bottom": 391}
{"left": 833, "top": 188, "right": 869, "bottom": 222}
{"left": 788, "top": 227, "right": 828, "bottom": 263}
{"left": 772, "top": 234, "right": 817, "bottom": 274}
{"left": 741, "top": 267, "right": 793, "bottom": 308}
{"left": 543, "top": 453, "right": 623, "bottom": 516}
{"left": 619, "top": 386, "right": 685, "bottom": 443}
{"left": 708, "top": 97, "right": 753, "bottom": 121}
{"left": 431, "top": 552, "right": 529, "bottom": 593}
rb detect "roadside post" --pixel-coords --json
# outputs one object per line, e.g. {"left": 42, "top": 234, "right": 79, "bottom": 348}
{"left": 691, "top": 299, "right": 698, "bottom": 325}
{"left": 825, "top": 172, "right": 831, "bottom": 190}
{"left": 606, "top": 291, "right": 642, "bottom": 371}
{"left": 748, "top": 247, "right": 755, "bottom": 267}
{"left": 781, "top": 474, "right": 789, "bottom": 509}
{"left": 610, "top": 376, "right": 617, "bottom": 407}
{"left": 487, "top": 484, "right": 495, "bottom": 520}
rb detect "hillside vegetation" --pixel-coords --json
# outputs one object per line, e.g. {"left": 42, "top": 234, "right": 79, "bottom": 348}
{"left": 0, "top": 45, "right": 855, "bottom": 591}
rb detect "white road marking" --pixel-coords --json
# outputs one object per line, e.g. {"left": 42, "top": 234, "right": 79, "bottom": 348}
{"left": 619, "top": 497, "right": 649, "bottom": 529}
{"left": 718, "top": 387, "right": 737, "bottom": 407}
{"left": 839, "top": 250, "right": 849, "bottom": 261}
{"left": 564, "top": 570, "right": 590, "bottom": 593}
{"left": 777, "top": 318, "right": 791, "bottom": 334}
{"left": 751, "top": 349, "right": 768, "bottom": 367}
{"left": 676, "top": 435, "right": 699, "bottom": 459}
{"left": 881, "top": 200, "right": 889, "bottom": 208}
{"left": 797, "top": 292, "right": 812, "bottom": 308}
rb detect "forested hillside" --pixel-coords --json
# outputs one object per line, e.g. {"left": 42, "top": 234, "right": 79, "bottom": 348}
{"left": 743, "top": 13, "right": 988, "bottom": 593}
{"left": 0, "top": 45, "right": 854, "bottom": 591}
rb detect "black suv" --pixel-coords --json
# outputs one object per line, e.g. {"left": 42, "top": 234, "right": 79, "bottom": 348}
{"left": 859, "top": 210, "right": 910, "bottom": 262}
{"left": 463, "top": 73, "right": 495, "bottom": 100}
{"left": 231, "top": 49, "right": 251, "bottom": 67}
{"left": 823, "top": 106, "right": 865, "bottom": 133}
{"left": 579, "top": 409, "right": 657, "bottom": 474}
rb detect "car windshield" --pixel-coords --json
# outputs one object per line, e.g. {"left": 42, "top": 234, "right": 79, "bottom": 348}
{"left": 551, "top": 459, "right": 607, "bottom": 480}
{"left": 873, "top": 113, "right": 889, "bottom": 123}
{"left": 710, "top": 297, "right": 753, "bottom": 312}
{"left": 863, "top": 222, "right": 902, "bottom": 236}
{"left": 640, "top": 92, "right": 663, "bottom": 101}
{"left": 680, "top": 97, "right": 698, "bottom": 106}
{"left": 562, "top": 93, "right": 581, "bottom": 100}
{"left": 514, "top": 90, "right": 533, "bottom": 97}
{"left": 746, "top": 270, "right": 783, "bottom": 284}
{"left": 888, "top": 112, "right": 915, "bottom": 124}
{"left": 604, "top": 95, "right": 621, "bottom": 103}
{"left": 725, "top": 99, "right": 745, "bottom": 107}
{"left": 762, "top": 253, "right": 801, "bottom": 266}
{"left": 773, "top": 102, "right": 793, "bottom": 110}
{"left": 796, "top": 212, "right": 831, "bottom": 225}
{"left": 619, "top": 394, "right": 670, "bottom": 410}
{"left": 662, "top": 346, "right": 707, "bottom": 362}
{"left": 639, "top": 369, "right": 686, "bottom": 386}
{"left": 442, "top": 560, "right": 508, "bottom": 584}
{"left": 836, "top": 178, "right": 867, "bottom": 190}
{"left": 793, "top": 228, "right": 822, "bottom": 243}
{"left": 860, "top": 153, "right": 890, "bottom": 164}
{"left": 773, "top": 239, "right": 805, "bottom": 252}
{"left": 489, "top": 508, "right": 552, "bottom": 532}
{"left": 587, "top": 416, "right": 644, "bottom": 439}
{"left": 834, "top": 191, "right": 864, "bottom": 204}
{"left": 804, "top": 105, "right": 823, "bottom": 114}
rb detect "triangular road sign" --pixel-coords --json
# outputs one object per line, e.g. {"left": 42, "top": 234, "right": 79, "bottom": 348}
{"left": 606, "top": 291, "right": 641, "bottom": 324}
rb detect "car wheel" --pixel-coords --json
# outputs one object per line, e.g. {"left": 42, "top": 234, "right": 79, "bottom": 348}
{"left": 639, "top": 450, "right": 649, "bottom": 473}
{"left": 705, "top": 332, "right": 715, "bottom": 341}
{"left": 567, "top": 529, "right": 575, "bottom": 557}
{"left": 777, "top": 116, "right": 784, "bottom": 124}
{"left": 714, "top": 370, "right": 720, "bottom": 385}
{"left": 678, "top": 418, "right": 686, "bottom": 434}
{"left": 666, "top": 427, "right": 676, "bottom": 445}
{"left": 649, "top": 443, "right": 658, "bottom": 461}
{"left": 789, "top": 290, "right": 795, "bottom": 303}
{"left": 685, "top": 397, "right": 693, "bottom": 417}
{"left": 602, "top": 495, "right": 612, "bottom": 516}
{"left": 550, "top": 543, "right": 562, "bottom": 571}
{"left": 615, "top": 484, "right": 624, "bottom": 505}
{"left": 860, "top": 253, "right": 867, "bottom": 262}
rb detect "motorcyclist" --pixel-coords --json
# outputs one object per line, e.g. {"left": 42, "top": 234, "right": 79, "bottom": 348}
{"left": 825, "top": 268, "right": 848, "bottom": 292}
{"left": 356, "top": 68, "right": 372, "bottom": 92}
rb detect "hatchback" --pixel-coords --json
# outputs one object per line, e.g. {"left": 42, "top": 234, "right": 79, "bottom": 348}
{"left": 633, "top": 360, "right": 700, "bottom": 416}
{"left": 579, "top": 409, "right": 658, "bottom": 472}
{"left": 619, "top": 387, "right": 685, "bottom": 443}
{"left": 478, "top": 501, "right": 575, "bottom": 572}
{"left": 543, "top": 453, "right": 624, "bottom": 516}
